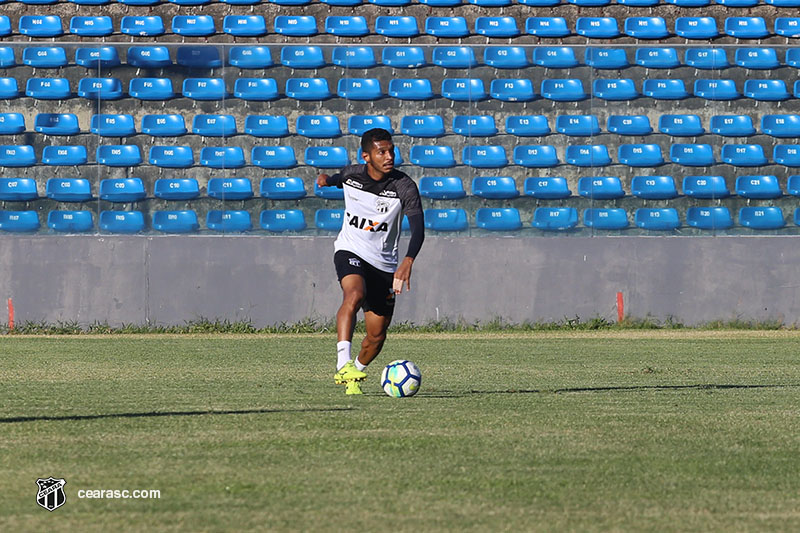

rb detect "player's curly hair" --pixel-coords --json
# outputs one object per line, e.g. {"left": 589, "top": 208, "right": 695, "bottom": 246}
{"left": 361, "top": 128, "right": 393, "bottom": 154}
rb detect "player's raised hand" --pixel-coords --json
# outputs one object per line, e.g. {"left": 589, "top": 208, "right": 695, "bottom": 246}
{"left": 316, "top": 174, "right": 330, "bottom": 188}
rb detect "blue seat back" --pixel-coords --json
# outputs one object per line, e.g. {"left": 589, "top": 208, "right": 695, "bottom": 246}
{"left": 575, "top": 17, "right": 619, "bottom": 38}
{"left": 635, "top": 208, "right": 680, "bottom": 230}
{"left": 566, "top": 145, "right": 611, "bottom": 167}
{"left": 410, "top": 146, "right": 456, "bottom": 168}
{"left": 0, "top": 178, "right": 38, "bottom": 201}
{"left": 432, "top": 47, "right": 477, "bottom": 68}
{"left": 149, "top": 146, "right": 194, "bottom": 168}
{"left": 659, "top": 114, "right": 704, "bottom": 136}
{"left": 96, "top": 145, "right": 143, "bottom": 167}
{"left": 176, "top": 47, "right": 222, "bottom": 69}
{"left": 739, "top": 207, "right": 785, "bottom": 229}
{"left": 541, "top": 79, "right": 587, "bottom": 101}
{"left": 463, "top": 146, "right": 507, "bottom": 168}
{"left": 229, "top": 46, "right": 273, "bottom": 69}
{"left": 23, "top": 47, "right": 67, "bottom": 68}
{"left": 0, "top": 113, "right": 26, "bottom": 135}
{"left": 252, "top": 146, "right": 297, "bottom": 169}
{"left": 761, "top": 114, "right": 800, "bottom": 138}
{"left": 200, "top": 147, "right": 245, "bottom": 169}
{"left": 583, "top": 208, "right": 629, "bottom": 229}
{"left": 424, "top": 209, "right": 468, "bottom": 232}
{"left": 325, "top": 16, "right": 369, "bottom": 37}
{"left": 315, "top": 209, "right": 345, "bottom": 230}
{"left": 710, "top": 115, "right": 755, "bottom": 136}
{"left": 532, "top": 207, "right": 579, "bottom": 231}
{"left": 141, "top": 114, "right": 187, "bottom": 136}
{"left": 234, "top": 78, "right": 279, "bottom": 101}
{"left": 670, "top": 144, "right": 715, "bottom": 166}
{"left": 631, "top": 176, "right": 678, "bottom": 199}
{"left": 635, "top": 48, "right": 679, "bottom": 68}
{"left": 607, "top": 115, "right": 652, "bottom": 135}
{"left": 682, "top": 175, "right": 730, "bottom": 198}
{"left": 735, "top": 175, "right": 782, "bottom": 199}
{"left": 686, "top": 207, "right": 733, "bottom": 230}
{"left": 374, "top": 16, "right": 419, "bottom": 37}
{"left": 121, "top": 16, "right": 165, "bottom": 36}
{"left": 207, "top": 178, "right": 253, "bottom": 200}
{"left": 91, "top": 114, "right": 136, "bottom": 137}
{"left": 297, "top": 115, "right": 341, "bottom": 138}
{"left": 152, "top": 210, "right": 199, "bottom": 233}
{"left": 75, "top": 47, "right": 120, "bottom": 68}
{"left": 99, "top": 178, "right": 146, "bottom": 202}
{"left": 490, "top": 79, "right": 535, "bottom": 102}
{"left": 513, "top": 145, "right": 559, "bottom": 167}
{"left": 475, "top": 208, "right": 522, "bottom": 231}
{"left": 46, "top": 178, "right": 91, "bottom": 202}
{"left": 556, "top": 115, "right": 600, "bottom": 136}
{"left": 182, "top": 78, "right": 228, "bottom": 100}
{"left": 505, "top": 116, "right": 550, "bottom": 136}
{"left": 452, "top": 115, "right": 497, "bottom": 137}
{"left": 381, "top": 47, "right": 425, "bottom": 68}
{"left": 471, "top": 177, "right": 518, "bottom": 199}
{"left": 99, "top": 211, "right": 144, "bottom": 233}
{"left": 584, "top": 48, "right": 629, "bottom": 69}
{"left": 154, "top": 178, "right": 200, "bottom": 200}
{"left": 260, "top": 177, "right": 307, "bottom": 200}
{"left": 305, "top": 147, "right": 349, "bottom": 168}
{"left": 578, "top": 177, "right": 624, "bottom": 199}
{"left": 721, "top": 144, "right": 767, "bottom": 166}
{"left": 533, "top": 47, "right": 577, "bottom": 68}
{"left": 206, "top": 210, "right": 253, "bottom": 232}
{"left": 47, "top": 210, "right": 93, "bottom": 233}
{"left": 332, "top": 47, "right": 376, "bottom": 68}
{"left": 129, "top": 78, "right": 174, "bottom": 100}
{"left": 419, "top": 177, "right": 466, "bottom": 199}
{"left": 281, "top": 46, "right": 325, "bottom": 69}
{"left": 0, "top": 145, "right": 36, "bottom": 167}
{"left": 441, "top": 79, "right": 487, "bottom": 101}
{"left": 685, "top": 48, "right": 728, "bottom": 69}
{"left": 286, "top": 78, "right": 331, "bottom": 100}
{"left": 0, "top": 211, "right": 40, "bottom": 232}
{"left": 484, "top": 47, "right": 529, "bottom": 69}
{"left": 34, "top": 114, "right": 79, "bottom": 135}
{"left": 524, "top": 177, "right": 571, "bottom": 199}
{"left": 261, "top": 210, "right": 307, "bottom": 232}
{"left": 192, "top": 114, "right": 237, "bottom": 137}
{"left": 618, "top": 144, "right": 665, "bottom": 167}
{"left": 42, "top": 145, "right": 87, "bottom": 166}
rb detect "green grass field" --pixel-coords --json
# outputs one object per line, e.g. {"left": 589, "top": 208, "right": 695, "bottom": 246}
{"left": 2, "top": 331, "right": 800, "bottom": 532}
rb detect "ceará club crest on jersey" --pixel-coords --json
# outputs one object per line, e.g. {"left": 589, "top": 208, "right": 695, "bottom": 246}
{"left": 36, "top": 477, "right": 66, "bottom": 511}
{"left": 375, "top": 198, "right": 390, "bottom": 214}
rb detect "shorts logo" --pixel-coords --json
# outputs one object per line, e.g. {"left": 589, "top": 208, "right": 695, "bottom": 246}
{"left": 349, "top": 257, "right": 361, "bottom": 267}
{"left": 36, "top": 477, "right": 66, "bottom": 512}
{"left": 375, "top": 199, "right": 390, "bottom": 214}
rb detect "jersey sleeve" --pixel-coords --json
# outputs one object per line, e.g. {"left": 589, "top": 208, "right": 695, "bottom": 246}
{"left": 397, "top": 176, "right": 423, "bottom": 217}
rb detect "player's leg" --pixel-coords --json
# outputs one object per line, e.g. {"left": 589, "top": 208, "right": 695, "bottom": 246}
{"left": 333, "top": 273, "right": 368, "bottom": 385}
{"left": 355, "top": 310, "right": 392, "bottom": 368}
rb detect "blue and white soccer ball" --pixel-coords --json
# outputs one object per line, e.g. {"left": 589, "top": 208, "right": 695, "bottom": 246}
{"left": 381, "top": 360, "right": 422, "bottom": 398}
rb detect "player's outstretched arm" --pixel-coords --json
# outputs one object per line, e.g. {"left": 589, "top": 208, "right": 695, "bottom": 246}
{"left": 316, "top": 174, "right": 330, "bottom": 188}
{"left": 393, "top": 257, "right": 414, "bottom": 294}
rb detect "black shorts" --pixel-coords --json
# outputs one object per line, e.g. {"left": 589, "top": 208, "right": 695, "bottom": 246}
{"left": 334, "top": 250, "right": 395, "bottom": 317}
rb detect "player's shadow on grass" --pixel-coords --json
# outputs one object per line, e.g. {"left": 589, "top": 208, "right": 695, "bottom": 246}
{"left": 0, "top": 407, "right": 354, "bottom": 424}
{"left": 419, "top": 383, "right": 797, "bottom": 398}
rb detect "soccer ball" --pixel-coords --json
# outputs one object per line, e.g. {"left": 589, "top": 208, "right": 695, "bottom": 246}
{"left": 381, "top": 360, "right": 422, "bottom": 398}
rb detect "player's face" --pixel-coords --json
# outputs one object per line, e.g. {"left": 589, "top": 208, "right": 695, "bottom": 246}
{"left": 363, "top": 140, "right": 395, "bottom": 176}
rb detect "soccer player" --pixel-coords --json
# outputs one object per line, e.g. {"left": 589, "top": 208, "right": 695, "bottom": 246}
{"left": 316, "top": 128, "right": 424, "bottom": 395}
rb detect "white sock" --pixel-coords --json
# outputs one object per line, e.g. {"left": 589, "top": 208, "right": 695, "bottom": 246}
{"left": 354, "top": 357, "right": 367, "bottom": 372}
{"left": 336, "top": 341, "right": 352, "bottom": 370}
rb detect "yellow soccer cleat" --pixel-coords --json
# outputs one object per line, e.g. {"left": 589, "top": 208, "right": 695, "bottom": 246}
{"left": 333, "top": 361, "right": 367, "bottom": 385}
{"left": 345, "top": 380, "right": 364, "bottom": 395}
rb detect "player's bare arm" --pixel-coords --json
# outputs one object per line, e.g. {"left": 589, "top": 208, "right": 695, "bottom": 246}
{"left": 393, "top": 257, "right": 414, "bottom": 294}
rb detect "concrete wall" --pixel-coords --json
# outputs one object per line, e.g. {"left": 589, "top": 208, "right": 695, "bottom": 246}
{"left": 1, "top": 235, "right": 798, "bottom": 327}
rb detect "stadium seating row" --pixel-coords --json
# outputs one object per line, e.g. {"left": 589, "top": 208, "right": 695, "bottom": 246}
{"left": 2, "top": 15, "right": 800, "bottom": 39}
{"left": 5, "top": 76, "right": 800, "bottom": 102}
{"left": 6, "top": 0, "right": 800, "bottom": 6}
{"left": 0, "top": 206, "right": 794, "bottom": 233}
{"left": 2, "top": 175, "right": 798, "bottom": 202}
{"left": 2, "top": 112, "right": 798, "bottom": 139}
{"left": 7, "top": 45, "right": 800, "bottom": 71}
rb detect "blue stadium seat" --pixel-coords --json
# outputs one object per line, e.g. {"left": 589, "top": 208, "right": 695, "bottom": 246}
{"left": 472, "top": 177, "right": 518, "bottom": 199}
{"left": 297, "top": 115, "right": 341, "bottom": 138}
{"left": 687, "top": 207, "right": 733, "bottom": 230}
{"left": 583, "top": 208, "right": 629, "bottom": 230}
{"left": 200, "top": 147, "right": 245, "bottom": 169}
{"left": 506, "top": 116, "right": 551, "bottom": 136}
{"left": 91, "top": 114, "right": 135, "bottom": 137}
{"left": 46, "top": 178, "right": 91, "bottom": 201}
{"left": 724, "top": 17, "right": 769, "bottom": 39}
{"left": 736, "top": 175, "right": 781, "bottom": 199}
{"left": 47, "top": 211, "right": 93, "bottom": 233}
{"left": 375, "top": 16, "right": 419, "bottom": 38}
{"left": 402, "top": 115, "right": 445, "bottom": 137}
{"left": 207, "top": 178, "right": 253, "bottom": 200}
{"left": 685, "top": 48, "right": 728, "bottom": 70}
{"left": 774, "top": 145, "right": 800, "bottom": 167}
{"left": 34, "top": 114, "right": 79, "bottom": 136}
{"left": 149, "top": 146, "right": 194, "bottom": 168}
{"left": 26, "top": 78, "right": 71, "bottom": 100}
{"left": 260, "top": 177, "right": 307, "bottom": 200}
{"left": 578, "top": 176, "right": 624, "bottom": 199}
{"left": 121, "top": 16, "right": 165, "bottom": 37}
{"left": 693, "top": 79, "right": 740, "bottom": 100}
{"left": 584, "top": 48, "right": 629, "bottom": 69}
{"left": 575, "top": 17, "right": 619, "bottom": 39}
{"left": 452, "top": 115, "right": 497, "bottom": 137}
{"left": 744, "top": 80, "right": 790, "bottom": 101}
{"left": 618, "top": 144, "right": 664, "bottom": 167}
{"left": 325, "top": 16, "right": 369, "bottom": 37}
{"left": 348, "top": 115, "right": 392, "bottom": 135}
{"left": 419, "top": 177, "right": 466, "bottom": 199}
{"left": 541, "top": 79, "right": 586, "bottom": 101}
{"left": 524, "top": 177, "right": 571, "bottom": 199}
{"left": 206, "top": 211, "right": 252, "bottom": 233}
{"left": 556, "top": 115, "right": 600, "bottom": 137}
{"left": 337, "top": 78, "right": 383, "bottom": 100}
{"left": 0, "top": 211, "right": 39, "bottom": 233}
{"left": 643, "top": 79, "right": 688, "bottom": 100}
{"left": 19, "top": 16, "right": 63, "bottom": 37}
{"left": 670, "top": 144, "right": 715, "bottom": 166}
{"left": 314, "top": 182, "right": 345, "bottom": 200}
{"left": 761, "top": 115, "right": 800, "bottom": 138}
{"left": 532, "top": 207, "right": 579, "bottom": 231}
{"left": 0, "top": 18, "right": 9, "bottom": 39}
{"left": 154, "top": 178, "right": 200, "bottom": 200}
{"left": 0, "top": 146, "right": 36, "bottom": 168}
{"left": 490, "top": 80, "right": 535, "bottom": 102}
{"left": 739, "top": 207, "right": 785, "bottom": 229}
{"left": 315, "top": 209, "right": 345, "bottom": 231}
{"left": 409, "top": 146, "right": 455, "bottom": 168}
{"left": 607, "top": 115, "right": 653, "bottom": 135}
{"left": 0, "top": 114, "right": 24, "bottom": 135}
{"left": 96, "top": 145, "right": 142, "bottom": 167}
{"left": 286, "top": 78, "right": 330, "bottom": 101}
{"left": 525, "top": 17, "right": 570, "bottom": 38}
{"left": 476, "top": 208, "right": 521, "bottom": 231}
{"left": 74, "top": 47, "right": 120, "bottom": 69}
{"left": 631, "top": 176, "right": 678, "bottom": 199}
{"left": 305, "top": 147, "right": 349, "bottom": 168}
{"left": 42, "top": 146, "right": 86, "bottom": 166}
{"left": 789, "top": 175, "right": 800, "bottom": 196}
{"left": 624, "top": 17, "right": 669, "bottom": 39}
{"left": 244, "top": 116, "right": 289, "bottom": 138}
{"left": 442, "top": 79, "right": 487, "bottom": 101}
{"left": 710, "top": 115, "right": 755, "bottom": 137}
{"left": 182, "top": 79, "right": 228, "bottom": 101}
{"left": 229, "top": 47, "right": 273, "bottom": 69}
{"left": 795, "top": 81, "right": 800, "bottom": 99}
{"left": 787, "top": 48, "right": 800, "bottom": 68}
{"left": 176, "top": 47, "right": 222, "bottom": 69}
{"left": 142, "top": 115, "right": 187, "bottom": 137}
{"left": 775, "top": 18, "right": 800, "bottom": 38}
{"left": 484, "top": 47, "right": 530, "bottom": 69}
{"left": 683, "top": 175, "right": 730, "bottom": 198}
{"left": 424, "top": 209, "right": 468, "bottom": 232}
{"left": 382, "top": 47, "right": 425, "bottom": 68}
{"left": 332, "top": 47, "right": 375, "bottom": 68}
{"left": 735, "top": 48, "right": 779, "bottom": 70}
{"left": 152, "top": 211, "right": 199, "bottom": 234}
{"left": 635, "top": 208, "right": 680, "bottom": 230}
{"left": 658, "top": 114, "right": 704, "bottom": 136}
{"left": 234, "top": 79, "right": 279, "bottom": 101}
{"left": 172, "top": 16, "right": 216, "bottom": 37}
{"left": 129, "top": 78, "right": 174, "bottom": 101}
{"left": 722, "top": 144, "right": 767, "bottom": 167}
{"left": 425, "top": 17, "right": 469, "bottom": 38}
{"left": 513, "top": 145, "right": 559, "bottom": 167}
{"left": 432, "top": 47, "right": 477, "bottom": 68}
{"left": 99, "top": 178, "right": 146, "bottom": 203}
{"left": 281, "top": 46, "right": 325, "bottom": 69}
{"left": 23, "top": 47, "right": 67, "bottom": 68}
{"left": 0, "top": 78, "right": 18, "bottom": 99}
{"left": 69, "top": 16, "right": 112, "bottom": 37}
{"left": 252, "top": 146, "right": 297, "bottom": 169}
{"left": 0, "top": 178, "right": 37, "bottom": 201}
{"left": 78, "top": 78, "right": 123, "bottom": 101}
{"left": 635, "top": 48, "right": 680, "bottom": 69}
{"left": 273, "top": 16, "right": 317, "bottom": 37}
{"left": 533, "top": 47, "right": 577, "bottom": 68}
{"left": 463, "top": 146, "right": 507, "bottom": 168}
{"left": 567, "top": 145, "right": 611, "bottom": 167}
{"left": 389, "top": 79, "right": 434, "bottom": 100}
{"left": 475, "top": 17, "right": 520, "bottom": 38}
{"left": 260, "top": 210, "right": 306, "bottom": 232}
{"left": 99, "top": 211, "right": 144, "bottom": 234}
{"left": 592, "top": 79, "right": 638, "bottom": 101}
{"left": 675, "top": 17, "right": 719, "bottom": 40}
{"left": 0, "top": 47, "right": 14, "bottom": 68}
{"left": 192, "top": 115, "right": 237, "bottom": 137}
{"left": 223, "top": 15, "right": 267, "bottom": 37}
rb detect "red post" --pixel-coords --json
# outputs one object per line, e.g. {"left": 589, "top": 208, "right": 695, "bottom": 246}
{"left": 616, "top": 292, "right": 624, "bottom": 323}
{"left": 7, "top": 298, "right": 14, "bottom": 331}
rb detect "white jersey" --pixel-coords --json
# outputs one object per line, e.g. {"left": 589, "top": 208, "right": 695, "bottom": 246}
{"left": 329, "top": 165, "right": 422, "bottom": 273}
